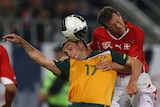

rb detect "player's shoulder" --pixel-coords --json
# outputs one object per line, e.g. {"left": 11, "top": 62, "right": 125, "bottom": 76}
{"left": 94, "top": 26, "right": 106, "bottom": 32}
{"left": 132, "top": 24, "right": 144, "bottom": 33}
{"left": 0, "top": 45, "right": 6, "bottom": 51}
{"left": 0, "top": 45, "right": 7, "bottom": 56}
{"left": 126, "top": 20, "right": 144, "bottom": 32}
{"left": 93, "top": 26, "right": 108, "bottom": 36}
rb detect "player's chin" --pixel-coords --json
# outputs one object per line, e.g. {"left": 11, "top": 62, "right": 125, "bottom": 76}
{"left": 70, "top": 55, "right": 76, "bottom": 59}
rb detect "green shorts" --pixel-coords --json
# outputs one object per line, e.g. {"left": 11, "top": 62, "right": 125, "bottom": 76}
{"left": 68, "top": 102, "right": 110, "bottom": 107}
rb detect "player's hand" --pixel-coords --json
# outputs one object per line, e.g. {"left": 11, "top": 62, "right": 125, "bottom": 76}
{"left": 126, "top": 81, "right": 139, "bottom": 96}
{"left": 59, "top": 55, "right": 68, "bottom": 61}
{"left": 96, "top": 60, "right": 112, "bottom": 71}
{"left": 2, "top": 33, "right": 22, "bottom": 44}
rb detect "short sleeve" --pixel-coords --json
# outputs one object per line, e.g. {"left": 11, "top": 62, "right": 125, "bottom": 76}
{"left": 111, "top": 50, "right": 128, "bottom": 65}
{"left": 54, "top": 58, "right": 70, "bottom": 81}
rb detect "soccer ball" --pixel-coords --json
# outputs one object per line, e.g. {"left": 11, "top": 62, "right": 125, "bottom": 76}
{"left": 61, "top": 14, "right": 88, "bottom": 41}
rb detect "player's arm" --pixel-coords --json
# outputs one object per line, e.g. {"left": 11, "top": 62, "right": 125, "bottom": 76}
{"left": 2, "top": 33, "right": 61, "bottom": 76}
{"left": 96, "top": 61, "right": 131, "bottom": 74}
{"left": 111, "top": 50, "right": 142, "bottom": 95}
{"left": 99, "top": 50, "right": 142, "bottom": 95}
{"left": 111, "top": 50, "right": 142, "bottom": 83}
{"left": 125, "top": 56, "right": 142, "bottom": 95}
{"left": 125, "top": 56, "right": 142, "bottom": 83}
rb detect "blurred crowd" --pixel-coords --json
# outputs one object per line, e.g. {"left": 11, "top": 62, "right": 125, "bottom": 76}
{"left": 0, "top": 0, "right": 106, "bottom": 20}
{"left": 0, "top": 0, "right": 108, "bottom": 43}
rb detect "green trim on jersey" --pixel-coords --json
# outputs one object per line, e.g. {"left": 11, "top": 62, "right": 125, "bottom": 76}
{"left": 110, "top": 50, "right": 128, "bottom": 65}
{"left": 54, "top": 59, "right": 70, "bottom": 81}
{"left": 88, "top": 50, "right": 128, "bottom": 65}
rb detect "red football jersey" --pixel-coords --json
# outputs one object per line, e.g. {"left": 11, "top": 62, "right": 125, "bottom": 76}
{"left": 0, "top": 45, "right": 17, "bottom": 85}
{"left": 89, "top": 20, "right": 148, "bottom": 73}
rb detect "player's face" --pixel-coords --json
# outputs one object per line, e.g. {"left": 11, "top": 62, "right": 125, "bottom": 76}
{"left": 105, "top": 13, "right": 126, "bottom": 37}
{"left": 62, "top": 41, "right": 83, "bottom": 60}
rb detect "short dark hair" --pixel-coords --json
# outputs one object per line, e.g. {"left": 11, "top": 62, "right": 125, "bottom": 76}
{"left": 97, "top": 6, "right": 118, "bottom": 28}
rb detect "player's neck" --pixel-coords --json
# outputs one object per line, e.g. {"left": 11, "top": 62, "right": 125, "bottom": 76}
{"left": 113, "top": 25, "right": 128, "bottom": 38}
{"left": 114, "top": 35, "right": 121, "bottom": 38}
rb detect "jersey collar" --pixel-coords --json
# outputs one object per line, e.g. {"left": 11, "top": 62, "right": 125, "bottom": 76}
{"left": 108, "top": 28, "right": 129, "bottom": 40}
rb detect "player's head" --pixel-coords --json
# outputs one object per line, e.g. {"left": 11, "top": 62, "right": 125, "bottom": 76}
{"left": 62, "top": 39, "right": 87, "bottom": 60}
{"left": 97, "top": 6, "right": 126, "bottom": 36}
{"left": 97, "top": 6, "right": 118, "bottom": 26}
{"left": 97, "top": 6, "right": 118, "bottom": 28}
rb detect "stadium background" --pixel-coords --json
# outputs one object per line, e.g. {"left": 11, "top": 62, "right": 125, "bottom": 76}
{"left": 0, "top": 0, "right": 159, "bottom": 107}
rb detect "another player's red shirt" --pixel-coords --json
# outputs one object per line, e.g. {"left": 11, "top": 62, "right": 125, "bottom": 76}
{"left": 0, "top": 45, "right": 17, "bottom": 85}
{"left": 89, "top": 20, "right": 148, "bottom": 74}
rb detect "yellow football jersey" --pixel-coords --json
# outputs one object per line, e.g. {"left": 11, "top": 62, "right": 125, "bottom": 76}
{"left": 54, "top": 50, "right": 128, "bottom": 106}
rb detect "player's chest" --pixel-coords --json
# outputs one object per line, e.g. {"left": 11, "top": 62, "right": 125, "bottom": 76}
{"left": 69, "top": 55, "right": 112, "bottom": 81}
{"left": 96, "top": 36, "right": 134, "bottom": 52}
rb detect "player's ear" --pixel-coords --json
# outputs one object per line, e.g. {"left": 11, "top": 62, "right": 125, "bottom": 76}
{"left": 77, "top": 40, "right": 83, "bottom": 47}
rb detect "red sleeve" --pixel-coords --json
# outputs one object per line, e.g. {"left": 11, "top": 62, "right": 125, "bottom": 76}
{"left": 0, "top": 46, "right": 13, "bottom": 75}
{"left": 0, "top": 45, "right": 17, "bottom": 85}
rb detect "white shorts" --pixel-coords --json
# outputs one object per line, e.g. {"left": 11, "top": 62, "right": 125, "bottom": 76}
{"left": 0, "top": 77, "right": 15, "bottom": 106}
{"left": 0, "top": 77, "right": 14, "bottom": 85}
{"left": 111, "top": 73, "right": 157, "bottom": 107}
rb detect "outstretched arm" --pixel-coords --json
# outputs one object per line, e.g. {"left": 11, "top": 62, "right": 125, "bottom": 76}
{"left": 3, "top": 34, "right": 61, "bottom": 76}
